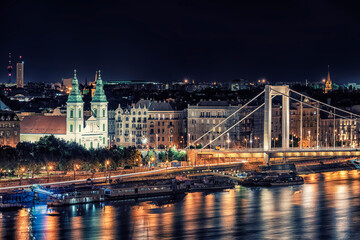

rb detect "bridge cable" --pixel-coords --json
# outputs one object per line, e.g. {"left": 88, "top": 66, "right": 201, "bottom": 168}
{"left": 200, "top": 95, "right": 276, "bottom": 150}
{"left": 272, "top": 87, "right": 360, "bottom": 147}
{"left": 186, "top": 90, "right": 265, "bottom": 149}
{"left": 271, "top": 88, "right": 360, "bottom": 123}
{"left": 290, "top": 89, "right": 360, "bottom": 119}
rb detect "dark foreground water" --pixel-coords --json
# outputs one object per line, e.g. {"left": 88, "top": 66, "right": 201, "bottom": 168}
{"left": 1, "top": 171, "right": 360, "bottom": 240}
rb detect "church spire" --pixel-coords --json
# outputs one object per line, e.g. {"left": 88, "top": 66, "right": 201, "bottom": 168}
{"left": 67, "top": 69, "right": 84, "bottom": 103}
{"left": 91, "top": 70, "right": 108, "bottom": 103}
{"left": 325, "top": 65, "right": 332, "bottom": 93}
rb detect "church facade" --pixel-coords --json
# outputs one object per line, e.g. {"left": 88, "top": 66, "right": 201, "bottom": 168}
{"left": 20, "top": 70, "right": 108, "bottom": 149}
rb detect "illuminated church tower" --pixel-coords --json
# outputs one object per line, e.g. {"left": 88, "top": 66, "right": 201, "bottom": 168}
{"left": 90, "top": 70, "right": 108, "bottom": 147}
{"left": 66, "top": 70, "right": 84, "bottom": 144}
{"left": 324, "top": 65, "right": 332, "bottom": 93}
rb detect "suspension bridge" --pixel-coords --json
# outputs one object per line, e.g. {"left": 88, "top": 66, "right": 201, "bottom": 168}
{"left": 186, "top": 85, "right": 360, "bottom": 165}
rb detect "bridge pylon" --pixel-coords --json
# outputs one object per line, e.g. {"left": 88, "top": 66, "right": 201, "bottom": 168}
{"left": 263, "top": 85, "right": 290, "bottom": 154}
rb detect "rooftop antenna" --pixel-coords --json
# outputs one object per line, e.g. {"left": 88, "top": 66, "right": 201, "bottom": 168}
{"left": 7, "top": 52, "right": 12, "bottom": 83}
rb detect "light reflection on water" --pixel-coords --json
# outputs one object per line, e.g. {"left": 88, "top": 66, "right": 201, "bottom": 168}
{"left": 1, "top": 170, "right": 360, "bottom": 239}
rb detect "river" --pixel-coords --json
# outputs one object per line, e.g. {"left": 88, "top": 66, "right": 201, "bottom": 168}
{"left": 1, "top": 170, "right": 360, "bottom": 239}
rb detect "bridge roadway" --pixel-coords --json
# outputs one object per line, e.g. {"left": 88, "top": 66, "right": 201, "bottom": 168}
{"left": 188, "top": 147, "right": 360, "bottom": 157}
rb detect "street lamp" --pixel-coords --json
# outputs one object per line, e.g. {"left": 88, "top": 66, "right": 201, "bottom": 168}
{"left": 188, "top": 133, "right": 191, "bottom": 148}
{"left": 142, "top": 137, "right": 148, "bottom": 149}
{"left": 150, "top": 156, "right": 155, "bottom": 168}
{"left": 20, "top": 167, "right": 25, "bottom": 186}
{"left": 250, "top": 132, "right": 253, "bottom": 148}
{"left": 156, "top": 134, "right": 158, "bottom": 150}
{"left": 105, "top": 160, "right": 111, "bottom": 182}
{"left": 227, "top": 133, "right": 230, "bottom": 149}
{"left": 48, "top": 165, "right": 53, "bottom": 182}
{"left": 73, "top": 164, "right": 80, "bottom": 180}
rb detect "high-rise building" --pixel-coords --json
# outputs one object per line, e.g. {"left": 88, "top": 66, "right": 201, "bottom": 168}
{"left": 7, "top": 52, "right": 12, "bottom": 83}
{"left": 16, "top": 56, "right": 24, "bottom": 88}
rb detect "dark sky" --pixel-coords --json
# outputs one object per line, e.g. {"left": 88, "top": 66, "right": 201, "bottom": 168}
{"left": 1, "top": 0, "right": 360, "bottom": 84}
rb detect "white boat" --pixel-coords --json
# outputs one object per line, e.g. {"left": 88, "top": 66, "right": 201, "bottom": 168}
{"left": 47, "top": 189, "right": 105, "bottom": 206}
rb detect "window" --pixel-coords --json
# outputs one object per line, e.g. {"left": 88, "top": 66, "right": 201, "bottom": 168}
{"left": 103, "top": 109, "right": 106, "bottom": 117}
{"left": 90, "top": 142, "right": 93, "bottom": 148}
{"left": 70, "top": 110, "right": 74, "bottom": 118}
{"left": 79, "top": 125, "right": 81, "bottom": 132}
{"left": 70, "top": 124, "right": 73, "bottom": 132}
{"left": 103, "top": 124, "right": 105, "bottom": 131}
{"left": 78, "top": 110, "right": 81, "bottom": 118}
{"left": 103, "top": 138, "right": 105, "bottom": 144}
{"left": 94, "top": 109, "right": 97, "bottom": 117}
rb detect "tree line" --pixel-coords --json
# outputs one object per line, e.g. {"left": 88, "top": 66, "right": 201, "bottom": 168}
{"left": 0, "top": 135, "right": 141, "bottom": 177}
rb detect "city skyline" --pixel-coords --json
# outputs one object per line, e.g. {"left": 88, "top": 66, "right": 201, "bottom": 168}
{"left": 2, "top": 1, "right": 360, "bottom": 84}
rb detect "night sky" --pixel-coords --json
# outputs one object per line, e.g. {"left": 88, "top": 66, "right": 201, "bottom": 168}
{"left": 1, "top": 0, "right": 360, "bottom": 84}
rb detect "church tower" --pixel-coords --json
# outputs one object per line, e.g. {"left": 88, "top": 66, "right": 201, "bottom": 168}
{"left": 91, "top": 70, "right": 108, "bottom": 147}
{"left": 66, "top": 69, "right": 84, "bottom": 144}
{"left": 325, "top": 65, "right": 332, "bottom": 93}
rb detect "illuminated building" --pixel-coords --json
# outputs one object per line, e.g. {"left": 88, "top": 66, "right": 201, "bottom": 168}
{"left": 324, "top": 65, "right": 332, "bottom": 93}
{"left": 16, "top": 56, "right": 24, "bottom": 88}
{"left": 0, "top": 110, "right": 20, "bottom": 147}
{"left": 20, "top": 70, "right": 109, "bottom": 149}
{"left": 115, "top": 100, "right": 150, "bottom": 147}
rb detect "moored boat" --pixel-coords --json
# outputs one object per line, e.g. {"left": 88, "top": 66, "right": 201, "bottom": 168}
{"left": 0, "top": 203, "right": 23, "bottom": 211}
{"left": 47, "top": 189, "right": 105, "bottom": 206}
{"left": 241, "top": 172, "right": 304, "bottom": 187}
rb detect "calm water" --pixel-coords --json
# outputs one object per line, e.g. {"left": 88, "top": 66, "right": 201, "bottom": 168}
{"left": 1, "top": 171, "right": 360, "bottom": 240}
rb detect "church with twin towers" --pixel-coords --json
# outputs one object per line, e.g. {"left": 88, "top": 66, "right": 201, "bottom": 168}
{"left": 66, "top": 69, "right": 108, "bottom": 148}
{"left": 20, "top": 70, "right": 109, "bottom": 149}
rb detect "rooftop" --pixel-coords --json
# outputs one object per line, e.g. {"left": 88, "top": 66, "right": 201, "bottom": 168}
{"left": 20, "top": 115, "right": 66, "bottom": 134}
